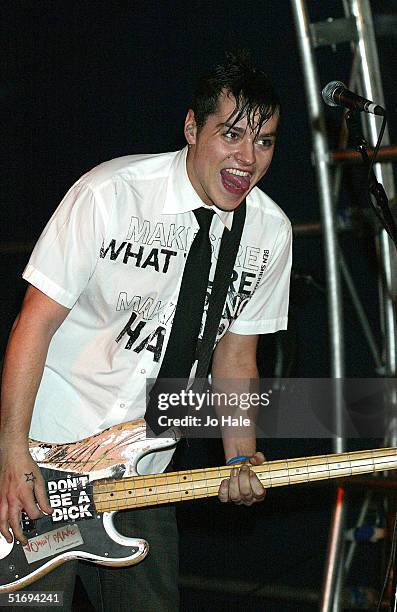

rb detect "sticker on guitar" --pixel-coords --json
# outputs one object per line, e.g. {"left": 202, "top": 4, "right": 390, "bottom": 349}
{"left": 47, "top": 475, "right": 94, "bottom": 522}
{"left": 23, "top": 524, "right": 84, "bottom": 564}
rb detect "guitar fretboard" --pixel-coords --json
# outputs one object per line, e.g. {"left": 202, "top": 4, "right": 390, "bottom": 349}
{"left": 93, "top": 447, "right": 397, "bottom": 513}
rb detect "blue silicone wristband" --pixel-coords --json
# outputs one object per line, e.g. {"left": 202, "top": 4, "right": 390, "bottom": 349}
{"left": 226, "top": 455, "right": 251, "bottom": 465}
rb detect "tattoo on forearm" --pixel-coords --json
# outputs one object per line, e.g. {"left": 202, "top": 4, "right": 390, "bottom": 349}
{"left": 25, "top": 472, "right": 36, "bottom": 484}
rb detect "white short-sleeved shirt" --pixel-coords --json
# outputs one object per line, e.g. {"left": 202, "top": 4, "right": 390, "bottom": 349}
{"left": 24, "top": 147, "right": 292, "bottom": 472}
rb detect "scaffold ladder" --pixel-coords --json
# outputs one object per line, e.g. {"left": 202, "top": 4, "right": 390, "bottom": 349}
{"left": 290, "top": 1, "right": 396, "bottom": 610}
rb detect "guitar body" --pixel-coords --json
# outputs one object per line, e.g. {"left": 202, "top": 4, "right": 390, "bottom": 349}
{"left": 0, "top": 419, "right": 178, "bottom": 592}
{"left": 1, "top": 418, "right": 396, "bottom": 593}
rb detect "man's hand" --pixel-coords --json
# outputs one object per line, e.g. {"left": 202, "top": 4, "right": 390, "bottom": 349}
{"left": 218, "top": 451, "right": 266, "bottom": 506}
{"left": 0, "top": 287, "right": 69, "bottom": 545}
{"left": 0, "top": 447, "right": 52, "bottom": 545}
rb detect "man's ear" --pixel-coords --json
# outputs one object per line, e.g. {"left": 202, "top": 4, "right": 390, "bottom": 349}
{"left": 184, "top": 110, "right": 197, "bottom": 145}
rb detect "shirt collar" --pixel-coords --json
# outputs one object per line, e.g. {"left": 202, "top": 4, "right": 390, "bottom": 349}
{"left": 162, "top": 146, "right": 233, "bottom": 230}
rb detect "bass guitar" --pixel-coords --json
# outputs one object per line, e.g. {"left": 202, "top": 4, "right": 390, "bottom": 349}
{"left": 0, "top": 418, "right": 396, "bottom": 592}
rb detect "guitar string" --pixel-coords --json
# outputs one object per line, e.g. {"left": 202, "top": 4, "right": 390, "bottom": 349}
{"left": 93, "top": 449, "right": 396, "bottom": 495}
{"left": 37, "top": 456, "right": 394, "bottom": 517}
{"left": 45, "top": 448, "right": 396, "bottom": 482}
{"left": 94, "top": 465, "right": 364, "bottom": 504}
{"left": 95, "top": 466, "right": 375, "bottom": 512}
{"left": 93, "top": 453, "right": 396, "bottom": 510}
{"left": 40, "top": 450, "right": 396, "bottom": 512}
{"left": 94, "top": 452, "right": 395, "bottom": 499}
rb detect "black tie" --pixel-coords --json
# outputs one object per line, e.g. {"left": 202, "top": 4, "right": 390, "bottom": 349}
{"left": 145, "top": 207, "right": 214, "bottom": 433}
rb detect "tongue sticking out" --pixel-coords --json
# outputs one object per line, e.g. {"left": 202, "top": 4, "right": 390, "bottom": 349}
{"left": 220, "top": 169, "right": 250, "bottom": 194}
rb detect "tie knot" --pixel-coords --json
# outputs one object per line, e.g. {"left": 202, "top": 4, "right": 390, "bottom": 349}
{"left": 194, "top": 207, "right": 214, "bottom": 232}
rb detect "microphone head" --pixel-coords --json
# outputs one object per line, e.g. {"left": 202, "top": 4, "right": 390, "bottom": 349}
{"left": 322, "top": 80, "right": 346, "bottom": 107}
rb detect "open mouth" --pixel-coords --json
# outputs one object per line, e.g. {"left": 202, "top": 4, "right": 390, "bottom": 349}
{"left": 220, "top": 168, "right": 251, "bottom": 194}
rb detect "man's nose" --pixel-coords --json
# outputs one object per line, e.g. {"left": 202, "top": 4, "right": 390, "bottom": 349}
{"left": 235, "top": 138, "right": 256, "bottom": 165}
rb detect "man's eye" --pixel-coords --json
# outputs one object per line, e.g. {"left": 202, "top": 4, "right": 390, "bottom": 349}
{"left": 256, "top": 138, "right": 274, "bottom": 148}
{"left": 223, "top": 131, "right": 239, "bottom": 141}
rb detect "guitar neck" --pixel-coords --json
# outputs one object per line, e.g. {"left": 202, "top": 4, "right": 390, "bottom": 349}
{"left": 93, "top": 447, "right": 397, "bottom": 513}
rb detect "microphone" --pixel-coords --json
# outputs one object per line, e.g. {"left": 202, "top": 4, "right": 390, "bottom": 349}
{"left": 322, "top": 81, "right": 385, "bottom": 116}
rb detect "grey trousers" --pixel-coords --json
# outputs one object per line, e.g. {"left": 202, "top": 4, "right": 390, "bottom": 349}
{"left": 6, "top": 505, "right": 179, "bottom": 612}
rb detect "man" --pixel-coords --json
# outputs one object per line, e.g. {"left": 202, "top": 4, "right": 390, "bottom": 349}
{"left": 0, "top": 51, "right": 292, "bottom": 610}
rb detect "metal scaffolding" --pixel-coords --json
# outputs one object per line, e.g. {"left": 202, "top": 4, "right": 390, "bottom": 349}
{"left": 291, "top": 1, "right": 396, "bottom": 610}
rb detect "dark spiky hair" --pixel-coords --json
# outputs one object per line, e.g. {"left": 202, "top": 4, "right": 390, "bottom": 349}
{"left": 192, "top": 50, "right": 280, "bottom": 133}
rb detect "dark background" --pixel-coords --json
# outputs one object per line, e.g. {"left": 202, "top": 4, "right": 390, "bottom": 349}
{"left": 1, "top": 1, "right": 396, "bottom": 610}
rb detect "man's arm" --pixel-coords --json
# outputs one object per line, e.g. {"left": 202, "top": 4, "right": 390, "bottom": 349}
{"left": 0, "top": 286, "right": 70, "bottom": 543}
{"left": 211, "top": 331, "right": 265, "bottom": 506}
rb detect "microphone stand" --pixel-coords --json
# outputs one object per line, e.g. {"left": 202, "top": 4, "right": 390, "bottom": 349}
{"left": 344, "top": 110, "right": 397, "bottom": 249}
{"left": 345, "top": 110, "right": 397, "bottom": 610}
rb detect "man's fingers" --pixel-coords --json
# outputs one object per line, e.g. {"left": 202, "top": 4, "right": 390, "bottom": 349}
{"left": 217, "top": 464, "right": 266, "bottom": 505}
{"left": 0, "top": 524, "right": 13, "bottom": 544}
{"left": 0, "top": 501, "right": 13, "bottom": 544}
{"left": 34, "top": 481, "right": 53, "bottom": 516}
{"left": 234, "top": 466, "right": 253, "bottom": 499}
{"left": 8, "top": 505, "right": 26, "bottom": 545}
{"left": 218, "top": 478, "right": 230, "bottom": 503}
{"left": 227, "top": 466, "right": 251, "bottom": 503}
{"left": 249, "top": 451, "right": 265, "bottom": 466}
{"left": 7, "top": 489, "right": 45, "bottom": 545}
{"left": 21, "top": 496, "right": 44, "bottom": 521}
{"left": 0, "top": 454, "right": 48, "bottom": 545}
{"left": 249, "top": 470, "right": 266, "bottom": 499}
{"left": 227, "top": 468, "right": 241, "bottom": 502}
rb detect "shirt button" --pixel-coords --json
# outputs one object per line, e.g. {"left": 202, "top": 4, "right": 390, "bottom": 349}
{"left": 141, "top": 369, "right": 146, "bottom": 374}
{"left": 120, "top": 403, "right": 125, "bottom": 408}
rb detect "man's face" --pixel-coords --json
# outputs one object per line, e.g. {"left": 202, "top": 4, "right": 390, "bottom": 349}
{"left": 185, "top": 92, "right": 279, "bottom": 212}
